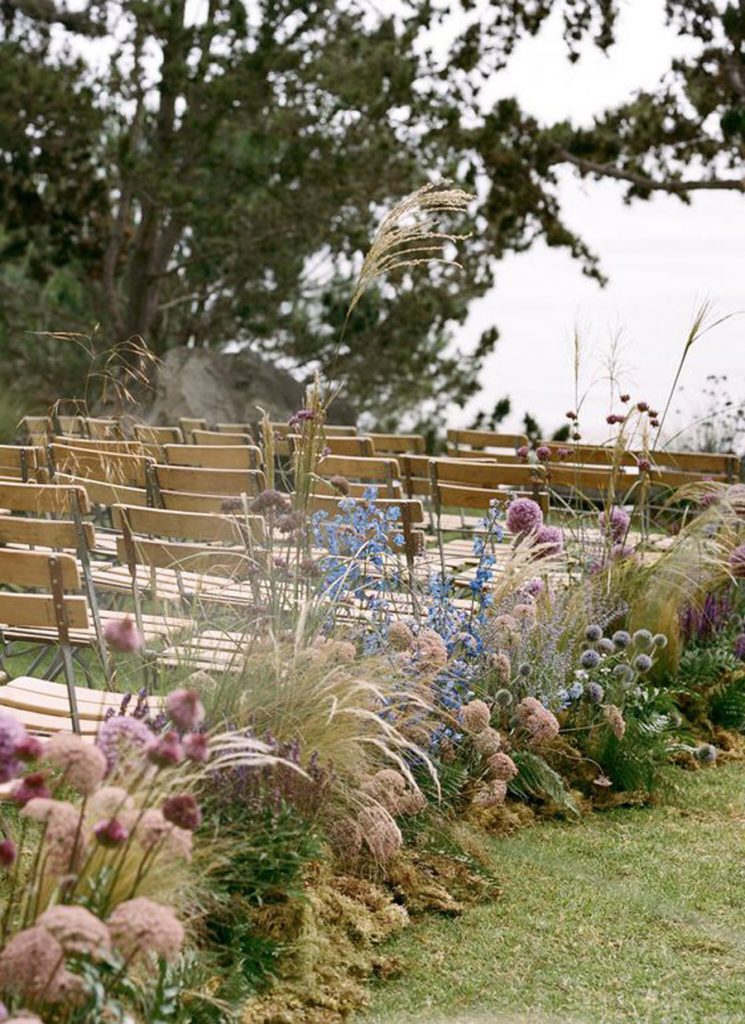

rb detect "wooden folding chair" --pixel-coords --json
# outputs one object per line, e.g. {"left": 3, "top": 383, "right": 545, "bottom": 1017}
{"left": 150, "top": 465, "right": 267, "bottom": 503}
{"left": 179, "top": 417, "right": 207, "bottom": 435}
{"left": 0, "top": 445, "right": 41, "bottom": 482}
{"left": 446, "top": 429, "right": 528, "bottom": 461}
{"left": 369, "top": 433, "right": 427, "bottom": 456}
{"left": 191, "top": 429, "right": 254, "bottom": 446}
{"left": 312, "top": 454, "right": 402, "bottom": 499}
{"left": 18, "top": 416, "right": 52, "bottom": 446}
{"left": 83, "top": 417, "right": 124, "bottom": 440}
{"left": 133, "top": 424, "right": 185, "bottom": 446}
{"left": 163, "top": 444, "right": 262, "bottom": 470}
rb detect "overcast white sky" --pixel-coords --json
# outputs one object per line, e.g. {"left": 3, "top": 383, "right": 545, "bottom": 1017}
{"left": 453, "top": 0, "right": 744, "bottom": 441}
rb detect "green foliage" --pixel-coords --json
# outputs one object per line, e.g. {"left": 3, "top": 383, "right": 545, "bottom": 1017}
{"left": 509, "top": 750, "right": 580, "bottom": 816}
{"left": 591, "top": 713, "right": 674, "bottom": 796}
{"left": 710, "top": 673, "right": 745, "bottom": 731}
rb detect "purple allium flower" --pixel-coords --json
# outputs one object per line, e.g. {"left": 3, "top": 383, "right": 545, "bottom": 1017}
{"left": 183, "top": 732, "right": 209, "bottom": 762}
{"left": 148, "top": 731, "right": 184, "bottom": 768}
{"left": 94, "top": 818, "right": 129, "bottom": 848}
{"left": 620, "top": 394, "right": 630, "bottom": 403}
{"left": 534, "top": 525, "right": 563, "bottom": 557}
{"left": 524, "top": 577, "right": 544, "bottom": 597}
{"left": 162, "top": 794, "right": 202, "bottom": 831}
{"left": 0, "top": 713, "right": 25, "bottom": 783}
{"left": 288, "top": 408, "right": 315, "bottom": 430}
{"left": 730, "top": 545, "right": 745, "bottom": 579}
{"left": 606, "top": 414, "right": 619, "bottom": 425}
{"left": 696, "top": 743, "right": 717, "bottom": 764}
{"left": 103, "top": 616, "right": 144, "bottom": 653}
{"left": 585, "top": 624, "right": 603, "bottom": 643}
{"left": 97, "top": 715, "right": 154, "bottom": 773}
{"left": 599, "top": 506, "right": 630, "bottom": 543}
{"left": 650, "top": 419, "right": 660, "bottom": 428}
{"left": 580, "top": 649, "right": 601, "bottom": 670}
{"left": 516, "top": 445, "right": 529, "bottom": 461}
{"left": 566, "top": 410, "right": 577, "bottom": 420}
{"left": 557, "top": 447, "right": 573, "bottom": 460}
{"left": 535, "top": 445, "right": 551, "bottom": 463}
{"left": 0, "top": 839, "right": 16, "bottom": 868}
{"left": 329, "top": 475, "right": 350, "bottom": 495}
{"left": 506, "top": 498, "right": 543, "bottom": 537}
{"left": 610, "top": 543, "right": 636, "bottom": 562}
{"left": 637, "top": 458, "right": 651, "bottom": 472}
{"left": 166, "top": 689, "right": 205, "bottom": 733}
{"left": 634, "top": 653, "right": 653, "bottom": 672}
{"left": 14, "top": 735, "right": 43, "bottom": 763}
{"left": 11, "top": 772, "right": 51, "bottom": 807}
{"left": 701, "top": 492, "right": 719, "bottom": 509}
{"left": 249, "top": 489, "right": 291, "bottom": 516}
{"left": 587, "top": 682, "right": 604, "bottom": 703}
{"left": 637, "top": 402, "right": 649, "bottom": 412}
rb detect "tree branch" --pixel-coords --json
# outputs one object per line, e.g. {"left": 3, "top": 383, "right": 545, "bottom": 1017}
{"left": 558, "top": 149, "right": 745, "bottom": 194}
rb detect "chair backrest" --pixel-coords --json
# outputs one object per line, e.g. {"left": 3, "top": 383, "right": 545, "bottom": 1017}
{"left": 290, "top": 435, "right": 374, "bottom": 457}
{"left": 647, "top": 448, "right": 739, "bottom": 483}
{"left": 191, "top": 429, "right": 254, "bottom": 446}
{"left": 112, "top": 504, "right": 264, "bottom": 545}
{"left": 446, "top": 429, "right": 528, "bottom": 459}
{"left": 152, "top": 464, "right": 267, "bottom": 499}
{"left": 270, "top": 421, "right": 357, "bottom": 438}
{"left": 178, "top": 417, "right": 207, "bottom": 434}
{"left": 541, "top": 442, "right": 638, "bottom": 468}
{"left": 53, "top": 472, "right": 150, "bottom": 508}
{"left": 0, "top": 513, "right": 95, "bottom": 552}
{"left": 19, "top": 417, "right": 52, "bottom": 445}
{"left": 313, "top": 455, "right": 401, "bottom": 498}
{"left": 158, "top": 490, "right": 251, "bottom": 514}
{"left": 164, "top": 444, "right": 262, "bottom": 470}
{"left": 50, "top": 443, "right": 152, "bottom": 488}
{"left": 0, "top": 550, "right": 88, "bottom": 631}
{"left": 0, "top": 446, "right": 40, "bottom": 481}
{"left": 53, "top": 436, "right": 145, "bottom": 455}
{"left": 215, "top": 422, "right": 256, "bottom": 436}
{"left": 133, "top": 424, "right": 184, "bottom": 446}
{"left": 54, "top": 415, "right": 85, "bottom": 436}
{"left": 83, "top": 417, "right": 123, "bottom": 440}
{"left": 0, "top": 481, "right": 91, "bottom": 516}
{"left": 430, "top": 458, "right": 544, "bottom": 514}
{"left": 369, "top": 433, "right": 426, "bottom": 455}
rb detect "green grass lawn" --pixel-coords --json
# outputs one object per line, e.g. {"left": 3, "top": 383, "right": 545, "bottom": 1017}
{"left": 358, "top": 764, "right": 745, "bottom": 1024}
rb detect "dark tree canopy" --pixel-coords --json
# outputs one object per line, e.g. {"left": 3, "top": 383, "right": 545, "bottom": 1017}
{"left": 0, "top": 1, "right": 741, "bottom": 424}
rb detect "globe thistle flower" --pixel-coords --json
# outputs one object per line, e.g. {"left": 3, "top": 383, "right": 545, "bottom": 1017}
{"left": 162, "top": 794, "right": 203, "bottom": 831}
{"left": 734, "top": 634, "right": 745, "bottom": 661}
{"left": 108, "top": 898, "right": 185, "bottom": 963}
{"left": 633, "top": 629, "right": 653, "bottom": 650}
{"left": 165, "top": 689, "right": 205, "bottom": 732}
{"left": 487, "top": 751, "right": 518, "bottom": 781}
{"left": 729, "top": 544, "right": 745, "bottom": 579}
{"left": 603, "top": 705, "right": 626, "bottom": 739}
{"left": 585, "top": 624, "right": 603, "bottom": 643}
{"left": 0, "top": 839, "right": 16, "bottom": 868}
{"left": 515, "top": 697, "right": 560, "bottom": 745}
{"left": 535, "top": 445, "right": 551, "bottom": 463}
{"left": 598, "top": 506, "right": 630, "bottom": 543}
{"left": 148, "top": 731, "right": 184, "bottom": 768}
{"left": 533, "top": 525, "right": 564, "bottom": 557}
{"left": 580, "top": 649, "right": 601, "bottom": 670}
{"left": 472, "top": 726, "right": 502, "bottom": 757}
{"left": 506, "top": 498, "right": 543, "bottom": 537}
{"left": 38, "top": 905, "right": 111, "bottom": 960}
{"left": 634, "top": 653, "right": 653, "bottom": 673}
{"left": 597, "top": 638, "right": 615, "bottom": 656}
{"left": 612, "top": 663, "right": 635, "bottom": 685}
{"left": 460, "top": 699, "right": 491, "bottom": 735}
{"left": 94, "top": 818, "right": 129, "bottom": 848}
{"left": 0, "top": 926, "right": 66, "bottom": 1004}
{"left": 587, "top": 682, "right": 604, "bottom": 703}
{"left": 695, "top": 743, "right": 717, "bottom": 764}
{"left": 11, "top": 772, "right": 51, "bottom": 807}
{"left": 518, "top": 662, "right": 532, "bottom": 679}
{"left": 358, "top": 805, "right": 402, "bottom": 862}
{"left": 183, "top": 732, "right": 209, "bottom": 763}
{"left": 474, "top": 779, "right": 508, "bottom": 807}
{"left": 494, "top": 687, "right": 513, "bottom": 707}
{"left": 103, "top": 615, "right": 144, "bottom": 653}
{"left": 97, "top": 714, "right": 154, "bottom": 773}
{"left": 43, "top": 733, "right": 107, "bottom": 795}
{"left": 388, "top": 620, "right": 414, "bottom": 651}
{"left": 612, "top": 630, "right": 631, "bottom": 650}
{"left": 652, "top": 633, "right": 668, "bottom": 649}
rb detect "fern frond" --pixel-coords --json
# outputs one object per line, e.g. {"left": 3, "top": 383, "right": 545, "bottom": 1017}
{"left": 509, "top": 751, "right": 580, "bottom": 817}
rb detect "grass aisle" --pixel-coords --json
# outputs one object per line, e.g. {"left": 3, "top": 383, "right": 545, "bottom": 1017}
{"left": 358, "top": 764, "right": 745, "bottom": 1024}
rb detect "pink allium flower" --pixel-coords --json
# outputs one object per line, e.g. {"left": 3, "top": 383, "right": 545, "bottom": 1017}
{"left": 516, "top": 445, "right": 529, "bottom": 461}
{"left": 362, "top": 769, "right": 408, "bottom": 814}
{"left": 108, "top": 898, "right": 185, "bottom": 963}
{"left": 490, "top": 652, "right": 511, "bottom": 685}
{"left": 603, "top": 704, "right": 626, "bottom": 739}
{"left": 461, "top": 699, "right": 491, "bottom": 735}
{"left": 0, "top": 839, "right": 16, "bottom": 868}
{"left": 165, "top": 689, "right": 205, "bottom": 732}
{"left": 38, "top": 905, "right": 111, "bottom": 960}
{"left": 407, "top": 628, "right": 448, "bottom": 677}
{"left": 700, "top": 491, "right": 719, "bottom": 508}
{"left": 515, "top": 697, "right": 560, "bottom": 745}
{"left": 103, "top": 615, "right": 144, "bottom": 653}
{"left": 637, "top": 457, "right": 651, "bottom": 472}
{"left": 162, "top": 794, "right": 202, "bottom": 831}
{"left": 21, "top": 798, "right": 85, "bottom": 874}
{"left": 599, "top": 506, "right": 630, "bottom": 543}
{"left": 388, "top": 621, "right": 414, "bottom": 651}
{"left": 94, "top": 818, "right": 129, "bottom": 848}
{"left": 610, "top": 543, "right": 636, "bottom": 562}
{"left": 506, "top": 498, "right": 543, "bottom": 537}
{"left": 535, "top": 445, "right": 551, "bottom": 463}
{"left": 533, "top": 525, "right": 564, "bottom": 557}
{"left": 524, "top": 577, "right": 544, "bottom": 597}
{"left": 148, "top": 731, "right": 184, "bottom": 768}
{"left": 0, "top": 927, "right": 65, "bottom": 1004}
{"left": 730, "top": 544, "right": 745, "bottom": 579}
{"left": 11, "top": 772, "right": 51, "bottom": 807}
{"left": 124, "top": 808, "right": 192, "bottom": 861}
{"left": 397, "top": 788, "right": 426, "bottom": 815}
{"left": 97, "top": 715, "right": 154, "bottom": 772}
{"left": 0, "top": 713, "right": 25, "bottom": 783}
{"left": 472, "top": 726, "right": 502, "bottom": 757}
{"left": 487, "top": 751, "right": 518, "bottom": 781}
{"left": 513, "top": 602, "right": 537, "bottom": 626}
{"left": 557, "top": 447, "right": 573, "bottom": 461}
{"left": 183, "top": 732, "right": 209, "bottom": 763}
{"left": 44, "top": 733, "right": 107, "bottom": 795}
{"left": 88, "top": 785, "right": 133, "bottom": 820}
{"left": 474, "top": 779, "right": 508, "bottom": 807}
{"left": 14, "top": 736, "right": 42, "bottom": 763}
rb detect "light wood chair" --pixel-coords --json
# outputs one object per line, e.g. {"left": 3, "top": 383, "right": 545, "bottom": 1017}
{"left": 163, "top": 444, "right": 263, "bottom": 470}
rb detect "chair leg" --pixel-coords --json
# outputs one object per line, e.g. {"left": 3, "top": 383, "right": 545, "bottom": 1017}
{"left": 60, "top": 644, "right": 82, "bottom": 735}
